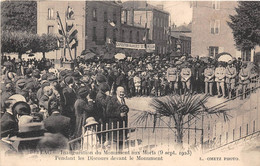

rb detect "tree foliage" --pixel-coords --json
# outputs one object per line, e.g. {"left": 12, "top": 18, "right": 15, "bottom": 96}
{"left": 1, "top": 1, "right": 37, "bottom": 33}
{"left": 1, "top": 31, "right": 59, "bottom": 58}
{"left": 228, "top": 1, "right": 260, "bottom": 50}
{"left": 133, "top": 93, "right": 230, "bottom": 147}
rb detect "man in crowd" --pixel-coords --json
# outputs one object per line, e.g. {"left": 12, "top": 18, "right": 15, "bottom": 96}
{"left": 215, "top": 63, "right": 226, "bottom": 98}
{"left": 225, "top": 60, "right": 237, "bottom": 99}
{"left": 105, "top": 86, "right": 129, "bottom": 150}
{"left": 204, "top": 63, "right": 215, "bottom": 96}
{"left": 166, "top": 63, "right": 179, "bottom": 94}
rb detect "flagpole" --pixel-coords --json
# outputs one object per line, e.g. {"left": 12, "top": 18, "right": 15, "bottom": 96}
{"left": 57, "top": 11, "right": 73, "bottom": 60}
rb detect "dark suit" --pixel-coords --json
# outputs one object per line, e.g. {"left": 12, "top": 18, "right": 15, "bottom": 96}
{"left": 0, "top": 112, "right": 17, "bottom": 138}
{"left": 105, "top": 95, "right": 128, "bottom": 144}
{"left": 96, "top": 90, "right": 110, "bottom": 122}
{"left": 43, "top": 112, "right": 71, "bottom": 138}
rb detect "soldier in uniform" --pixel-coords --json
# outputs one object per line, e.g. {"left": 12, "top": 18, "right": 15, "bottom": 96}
{"left": 180, "top": 63, "right": 192, "bottom": 94}
{"left": 166, "top": 63, "right": 179, "bottom": 94}
{"left": 215, "top": 63, "right": 226, "bottom": 98}
{"left": 237, "top": 62, "right": 250, "bottom": 99}
{"left": 204, "top": 63, "right": 215, "bottom": 96}
{"left": 225, "top": 60, "right": 237, "bottom": 99}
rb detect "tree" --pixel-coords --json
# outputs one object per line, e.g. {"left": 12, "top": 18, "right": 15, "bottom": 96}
{"left": 32, "top": 34, "right": 59, "bottom": 58}
{"left": 133, "top": 93, "right": 230, "bottom": 148}
{"left": 1, "top": 31, "right": 34, "bottom": 59}
{"left": 1, "top": 1, "right": 37, "bottom": 33}
{"left": 1, "top": 31, "right": 59, "bottom": 59}
{"left": 228, "top": 1, "right": 260, "bottom": 50}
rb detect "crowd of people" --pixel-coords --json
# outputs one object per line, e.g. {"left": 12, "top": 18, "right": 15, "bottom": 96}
{"left": 0, "top": 53, "right": 259, "bottom": 155}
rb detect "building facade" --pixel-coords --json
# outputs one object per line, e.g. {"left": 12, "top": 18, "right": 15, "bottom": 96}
{"left": 122, "top": 1, "right": 169, "bottom": 55}
{"left": 191, "top": 1, "right": 243, "bottom": 59}
{"left": 37, "top": 1, "right": 152, "bottom": 60}
{"left": 169, "top": 32, "right": 191, "bottom": 56}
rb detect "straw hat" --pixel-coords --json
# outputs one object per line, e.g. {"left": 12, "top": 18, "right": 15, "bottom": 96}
{"left": 84, "top": 117, "right": 98, "bottom": 127}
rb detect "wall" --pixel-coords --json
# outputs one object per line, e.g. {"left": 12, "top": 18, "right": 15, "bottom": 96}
{"left": 37, "top": 1, "right": 85, "bottom": 60}
{"left": 85, "top": 1, "right": 122, "bottom": 53}
{"left": 191, "top": 1, "right": 238, "bottom": 58}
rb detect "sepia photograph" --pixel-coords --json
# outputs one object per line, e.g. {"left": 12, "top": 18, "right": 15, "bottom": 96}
{"left": 0, "top": 0, "right": 260, "bottom": 166}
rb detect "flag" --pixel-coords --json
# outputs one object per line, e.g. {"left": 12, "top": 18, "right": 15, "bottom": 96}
{"left": 56, "top": 14, "right": 64, "bottom": 36}
{"left": 108, "top": 20, "right": 116, "bottom": 27}
{"left": 66, "top": 22, "right": 78, "bottom": 49}
{"left": 67, "top": 6, "right": 74, "bottom": 19}
{"left": 69, "top": 38, "right": 78, "bottom": 49}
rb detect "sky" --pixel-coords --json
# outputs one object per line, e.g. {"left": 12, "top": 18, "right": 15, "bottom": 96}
{"left": 122, "top": 1, "right": 193, "bottom": 26}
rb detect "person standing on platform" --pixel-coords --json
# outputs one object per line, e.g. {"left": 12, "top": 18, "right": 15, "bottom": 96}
{"left": 215, "top": 63, "right": 226, "bottom": 98}
{"left": 225, "top": 60, "right": 237, "bottom": 99}
{"left": 204, "top": 63, "right": 215, "bottom": 96}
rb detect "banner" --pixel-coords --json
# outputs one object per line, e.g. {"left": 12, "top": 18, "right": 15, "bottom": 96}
{"left": 116, "top": 42, "right": 155, "bottom": 50}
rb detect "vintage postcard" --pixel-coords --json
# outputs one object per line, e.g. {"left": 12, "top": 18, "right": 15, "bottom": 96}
{"left": 1, "top": 0, "right": 259, "bottom": 166}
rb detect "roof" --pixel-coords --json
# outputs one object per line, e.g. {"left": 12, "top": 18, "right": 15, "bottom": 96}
{"left": 170, "top": 32, "right": 191, "bottom": 39}
{"left": 171, "top": 24, "right": 192, "bottom": 32}
{"left": 122, "top": 23, "right": 148, "bottom": 29}
{"left": 122, "top": 1, "right": 169, "bottom": 14}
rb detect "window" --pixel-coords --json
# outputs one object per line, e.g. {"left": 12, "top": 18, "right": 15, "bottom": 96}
{"left": 242, "top": 49, "right": 251, "bottom": 61}
{"left": 47, "top": 25, "right": 54, "bottom": 34}
{"left": 209, "top": 46, "right": 219, "bottom": 57}
{"left": 233, "top": 129, "right": 235, "bottom": 140}
{"left": 212, "top": 1, "right": 220, "bottom": 10}
{"left": 92, "top": 8, "right": 97, "bottom": 21}
{"left": 113, "top": 11, "right": 117, "bottom": 24}
{"left": 210, "top": 20, "right": 220, "bottom": 34}
{"left": 66, "top": 6, "right": 74, "bottom": 19}
{"left": 122, "top": 30, "right": 125, "bottom": 42}
{"left": 92, "top": 27, "right": 96, "bottom": 41}
{"left": 136, "top": 31, "right": 140, "bottom": 43}
{"left": 104, "top": 11, "right": 108, "bottom": 22}
{"left": 48, "top": 8, "right": 54, "bottom": 19}
{"left": 226, "top": 132, "right": 228, "bottom": 143}
{"left": 129, "top": 30, "right": 132, "bottom": 42}
{"left": 121, "top": 10, "right": 127, "bottom": 24}
{"left": 253, "top": 121, "right": 255, "bottom": 132}
{"left": 104, "top": 28, "right": 107, "bottom": 41}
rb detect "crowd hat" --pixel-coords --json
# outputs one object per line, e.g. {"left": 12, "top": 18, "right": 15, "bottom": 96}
{"left": 64, "top": 76, "right": 74, "bottom": 85}
{"left": 84, "top": 117, "right": 98, "bottom": 127}
{"left": 48, "top": 75, "right": 58, "bottom": 82}
{"left": 18, "top": 115, "right": 34, "bottom": 127}
{"left": 77, "top": 86, "right": 90, "bottom": 97}
{"left": 96, "top": 74, "right": 107, "bottom": 83}
{"left": 16, "top": 78, "right": 27, "bottom": 89}
{"left": 10, "top": 122, "right": 45, "bottom": 141}
{"left": 99, "top": 82, "right": 110, "bottom": 92}
{"left": 32, "top": 69, "right": 41, "bottom": 78}
{"left": 12, "top": 101, "right": 31, "bottom": 116}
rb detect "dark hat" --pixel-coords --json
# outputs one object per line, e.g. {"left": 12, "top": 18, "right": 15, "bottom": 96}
{"left": 25, "top": 68, "right": 33, "bottom": 75}
{"left": 48, "top": 75, "right": 58, "bottom": 82}
{"left": 77, "top": 86, "right": 90, "bottom": 97}
{"left": 16, "top": 79, "right": 27, "bottom": 89}
{"left": 41, "top": 74, "right": 48, "bottom": 80}
{"left": 64, "top": 76, "right": 74, "bottom": 85}
{"left": 32, "top": 69, "right": 41, "bottom": 78}
{"left": 99, "top": 82, "right": 110, "bottom": 92}
{"left": 59, "top": 70, "right": 67, "bottom": 78}
{"left": 41, "top": 80, "right": 50, "bottom": 88}
{"left": 96, "top": 74, "right": 107, "bottom": 83}
{"left": 12, "top": 101, "right": 31, "bottom": 116}
{"left": 72, "top": 71, "right": 81, "bottom": 79}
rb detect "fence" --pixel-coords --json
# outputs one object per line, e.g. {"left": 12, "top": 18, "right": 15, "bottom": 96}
{"left": 68, "top": 76, "right": 259, "bottom": 153}
{"left": 201, "top": 75, "right": 260, "bottom": 153}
